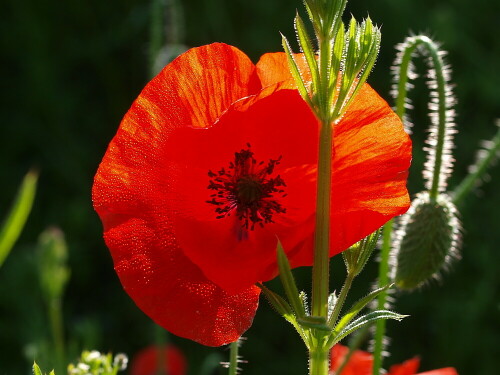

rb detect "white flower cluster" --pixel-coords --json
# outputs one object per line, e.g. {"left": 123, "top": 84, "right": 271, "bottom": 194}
{"left": 67, "top": 350, "right": 128, "bottom": 375}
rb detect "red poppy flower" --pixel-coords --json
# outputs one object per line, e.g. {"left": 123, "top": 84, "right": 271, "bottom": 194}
{"left": 330, "top": 344, "right": 458, "bottom": 375}
{"left": 330, "top": 344, "right": 373, "bottom": 375}
{"left": 92, "top": 43, "right": 411, "bottom": 346}
{"left": 129, "top": 345, "right": 186, "bottom": 375}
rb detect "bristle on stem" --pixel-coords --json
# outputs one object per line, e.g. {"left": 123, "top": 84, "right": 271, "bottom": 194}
{"left": 391, "top": 35, "right": 457, "bottom": 200}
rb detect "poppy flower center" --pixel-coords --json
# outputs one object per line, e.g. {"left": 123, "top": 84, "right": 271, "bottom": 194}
{"left": 206, "top": 144, "right": 287, "bottom": 230}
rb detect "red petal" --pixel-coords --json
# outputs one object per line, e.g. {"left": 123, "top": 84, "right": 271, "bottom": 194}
{"left": 330, "top": 344, "right": 374, "bottom": 375}
{"left": 167, "top": 88, "right": 318, "bottom": 293}
{"left": 92, "top": 43, "right": 262, "bottom": 346}
{"left": 329, "top": 84, "right": 411, "bottom": 255}
{"left": 418, "top": 368, "right": 459, "bottom": 375}
{"left": 389, "top": 358, "right": 421, "bottom": 375}
{"left": 130, "top": 345, "right": 187, "bottom": 375}
{"left": 258, "top": 52, "right": 411, "bottom": 257}
{"left": 256, "top": 52, "right": 312, "bottom": 88}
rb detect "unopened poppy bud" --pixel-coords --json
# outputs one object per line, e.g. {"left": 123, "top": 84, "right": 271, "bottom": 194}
{"left": 343, "top": 229, "right": 381, "bottom": 276}
{"left": 394, "top": 192, "right": 461, "bottom": 290}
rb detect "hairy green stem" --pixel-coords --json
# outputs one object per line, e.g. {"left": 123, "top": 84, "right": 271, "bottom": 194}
{"left": 311, "top": 119, "right": 333, "bottom": 318}
{"left": 372, "top": 220, "right": 393, "bottom": 375}
{"left": 228, "top": 340, "right": 239, "bottom": 375}
{"left": 453, "top": 123, "right": 500, "bottom": 205}
{"left": 309, "top": 346, "right": 330, "bottom": 375}
{"left": 395, "top": 36, "right": 450, "bottom": 202}
{"left": 149, "top": 0, "right": 165, "bottom": 77}
{"left": 328, "top": 271, "right": 355, "bottom": 328}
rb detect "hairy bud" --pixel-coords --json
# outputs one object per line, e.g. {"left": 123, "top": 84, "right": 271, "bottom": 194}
{"left": 393, "top": 192, "right": 461, "bottom": 290}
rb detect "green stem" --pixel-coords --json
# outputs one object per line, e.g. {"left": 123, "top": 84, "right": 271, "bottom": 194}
{"left": 328, "top": 272, "right": 355, "bottom": 328}
{"left": 154, "top": 325, "right": 168, "bottom": 375}
{"left": 424, "top": 43, "right": 448, "bottom": 202}
{"left": 372, "top": 220, "right": 393, "bottom": 375}
{"left": 228, "top": 340, "right": 239, "bottom": 375}
{"left": 49, "top": 298, "right": 65, "bottom": 373}
{"left": 309, "top": 346, "right": 330, "bottom": 375}
{"left": 453, "top": 122, "right": 500, "bottom": 205}
{"left": 395, "top": 36, "right": 450, "bottom": 202}
{"left": 311, "top": 120, "right": 333, "bottom": 318}
{"left": 149, "top": 0, "right": 165, "bottom": 77}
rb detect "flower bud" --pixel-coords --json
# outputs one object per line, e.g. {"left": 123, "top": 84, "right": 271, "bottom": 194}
{"left": 394, "top": 192, "right": 461, "bottom": 290}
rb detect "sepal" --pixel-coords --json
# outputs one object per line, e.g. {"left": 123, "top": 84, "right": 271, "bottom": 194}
{"left": 342, "top": 229, "right": 381, "bottom": 276}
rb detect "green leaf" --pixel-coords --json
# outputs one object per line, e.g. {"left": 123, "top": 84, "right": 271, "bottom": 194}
{"left": 0, "top": 170, "right": 38, "bottom": 268}
{"left": 332, "top": 310, "right": 407, "bottom": 345}
{"left": 332, "top": 284, "right": 393, "bottom": 332}
{"left": 33, "top": 362, "right": 43, "bottom": 375}
{"left": 276, "top": 241, "right": 306, "bottom": 318}
{"left": 325, "top": 0, "right": 347, "bottom": 37}
{"left": 297, "top": 315, "right": 331, "bottom": 332}
{"left": 345, "top": 20, "right": 381, "bottom": 110}
{"left": 257, "top": 282, "right": 294, "bottom": 320}
{"left": 342, "top": 229, "right": 381, "bottom": 277}
{"left": 295, "top": 13, "right": 319, "bottom": 92}
{"left": 281, "top": 33, "right": 311, "bottom": 103}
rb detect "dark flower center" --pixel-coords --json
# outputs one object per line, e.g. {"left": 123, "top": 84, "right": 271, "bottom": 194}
{"left": 206, "top": 143, "right": 287, "bottom": 230}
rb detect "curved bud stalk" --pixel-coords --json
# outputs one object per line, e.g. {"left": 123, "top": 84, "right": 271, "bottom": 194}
{"left": 374, "top": 35, "right": 456, "bottom": 375}
{"left": 391, "top": 35, "right": 456, "bottom": 200}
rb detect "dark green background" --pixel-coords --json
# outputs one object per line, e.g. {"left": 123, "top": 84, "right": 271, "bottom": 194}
{"left": 1, "top": 0, "right": 499, "bottom": 374}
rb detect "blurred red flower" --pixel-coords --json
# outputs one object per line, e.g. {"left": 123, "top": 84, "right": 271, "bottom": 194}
{"left": 129, "top": 345, "right": 186, "bottom": 375}
{"left": 92, "top": 43, "right": 411, "bottom": 346}
{"left": 330, "top": 344, "right": 458, "bottom": 375}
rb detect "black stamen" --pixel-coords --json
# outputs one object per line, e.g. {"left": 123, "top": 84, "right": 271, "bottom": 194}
{"left": 206, "top": 144, "right": 286, "bottom": 230}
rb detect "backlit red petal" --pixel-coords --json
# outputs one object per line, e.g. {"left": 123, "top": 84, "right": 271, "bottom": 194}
{"left": 166, "top": 89, "right": 318, "bottom": 292}
{"left": 330, "top": 84, "right": 411, "bottom": 255}
{"left": 92, "top": 43, "right": 263, "bottom": 345}
{"left": 256, "top": 52, "right": 312, "bottom": 88}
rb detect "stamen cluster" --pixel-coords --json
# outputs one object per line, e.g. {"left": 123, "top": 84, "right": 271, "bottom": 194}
{"left": 207, "top": 144, "right": 287, "bottom": 230}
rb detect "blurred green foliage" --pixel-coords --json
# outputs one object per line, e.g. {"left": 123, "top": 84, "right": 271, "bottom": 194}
{"left": 1, "top": 0, "right": 499, "bottom": 374}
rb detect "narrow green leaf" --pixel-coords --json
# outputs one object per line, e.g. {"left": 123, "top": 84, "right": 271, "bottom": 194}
{"left": 325, "top": 0, "right": 347, "bottom": 38}
{"left": 257, "top": 282, "right": 294, "bottom": 319}
{"left": 332, "top": 310, "right": 407, "bottom": 344}
{"left": 281, "top": 34, "right": 310, "bottom": 102}
{"left": 329, "top": 23, "right": 345, "bottom": 106}
{"left": 332, "top": 284, "right": 393, "bottom": 332}
{"left": 346, "top": 23, "right": 381, "bottom": 109}
{"left": 297, "top": 316, "right": 331, "bottom": 332}
{"left": 0, "top": 170, "right": 38, "bottom": 268}
{"left": 49, "top": 371, "right": 56, "bottom": 375}
{"left": 295, "top": 13, "right": 319, "bottom": 91}
{"left": 276, "top": 241, "right": 306, "bottom": 318}
{"left": 33, "top": 362, "right": 43, "bottom": 375}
